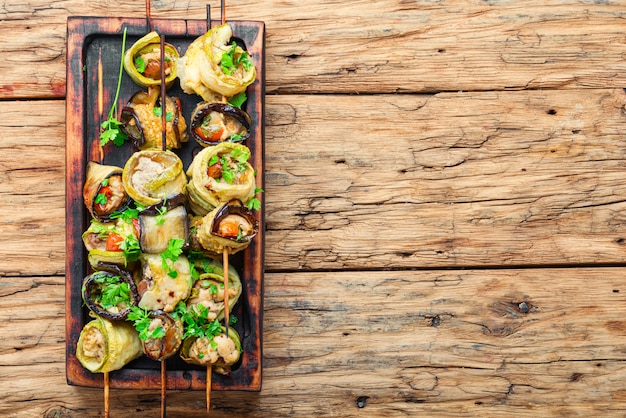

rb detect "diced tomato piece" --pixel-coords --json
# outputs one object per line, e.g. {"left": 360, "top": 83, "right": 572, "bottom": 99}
{"left": 105, "top": 233, "right": 124, "bottom": 252}
{"left": 218, "top": 221, "right": 239, "bottom": 238}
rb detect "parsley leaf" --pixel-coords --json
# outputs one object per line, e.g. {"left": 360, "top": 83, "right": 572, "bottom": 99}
{"left": 173, "top": 302, "right": 223, "bottom": 341}
{"left": 119, "top": 234, "right": 141, "bottom": 264}
{"left": 100, "top": 28, "right": 130, "bottom": 147}
{"left": 220, "top": 42, "right": 253, "bottom": 75}
{"left": 160, "top": 238, "right": 185, "bottom": 278}
{"left": 94, "top": 193, "right": 108, "bottom": 206}
{"left": 228, "top": 92, "right": 247, "bottom": 109}
{"left": 92, "top": 273, "right": 131, "bottom": 310}
{"left": 246, "top": 187, "right": 264, "bottom": 211}
{"left": 128, "top": 306, "right": 167, "bottom": 341}
{"left": 134, "top": 56, "right": 146, "bottom": 73}
{"left": 152, "top": 106, "right": 174, "bottom": 122}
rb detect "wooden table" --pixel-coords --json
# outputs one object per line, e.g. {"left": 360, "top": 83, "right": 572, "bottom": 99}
{"left": 2, "top": 0, "right": 626, "bottom": 416}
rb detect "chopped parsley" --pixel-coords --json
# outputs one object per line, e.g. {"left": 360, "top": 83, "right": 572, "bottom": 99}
{"left": 134, "top": 56, "right": 146, "bottom": 73}
{"left": 247, "top": 187, "right": 264, "bottom": 211}
{"left": 228, "top": 92, "right": 247, "bottom": 109}
{"left": 128, "top": 306, "right": 166, "bottom": 341}
{"left": 220, "top": 42, "right": 253, "bottom": 76}
{"left": 160, "top": 238, "right": 185, "bottom": 278}
{"left": 173, "top": 302, "right": 222, "bottom": 343}
{"left": 110, "top": 204, "right": 144, "bottom": 223}
{"left": 94, "top": 193, "right": 108, "bottom": 206}
{"left": 90, "top": 273, "right": 132, "bottom": 310}
{"left": 119, "top": 233, "right": 141, "bottom": 264}
{"left": 152, "top": 106, "right": 173, "bottom": 122}
{"left": 208, "top": 149, "right": 250, "bottom": 184}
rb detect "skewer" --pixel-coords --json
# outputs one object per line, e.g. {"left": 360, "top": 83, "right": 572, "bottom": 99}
{"left": 161, "top": 360, "right": 167, "bottom": 418}
{"left": 158, "top": 31, "right": 168, "bottom": 417}
{"left": 146, "top": 0, "right": 152, "bottom": 32}
{"left": 104, "top": 371, "right": 110, "bottom": 418}
{"left": 223, "top": 248, "right": 230, "bottom": 335}
{"left": 160, "top": 34, "right": 167, "bottom": 151}
{"left": 97, "top": 49, "right": 104, "bottom": 164}
{"left": 97, "top": 48, "right": 110, "bottom": 416}
{"left": 206, "top": 364, "right": 212, "bottom": 413}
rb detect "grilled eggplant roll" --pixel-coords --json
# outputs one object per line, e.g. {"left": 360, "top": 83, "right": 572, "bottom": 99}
{"left": 178, "top": 23, "right": 256, "bottom": 100}
{"left": 128, "top": 308, "right": 184, "bottom": 361}
{"left": 123, "top": 31, "right": 179, "bottom": 90}
{"left": 137, "top": 252, "right": 192, "bottom": 313}
{"left": 196, "top": 199, "right": 258, "bottom": 255}
{"left": 82, "top": 217, "right": 140, "bottom": 269}
{"left": 83, "top": 162, "right": 131, "bottom": 222}
{"left": 180, "top": 326, "right": 242, "bottom": 374}
{"left": 186, "top": 255, "right": 242, "bottom": 322}
{"left": 120, "top": 86, "right": 188, "bottom": 150}
{"left": 76, "top": 316, "right": 143, "bottom": 373}
{"left": 190, "top": 101, "right": 251, "bottom": 147}
{"left": 82, "top": 265, "right": 139, "bottom": 320}
{"left": 138, "top": 194, "right": 189, "bottom": 254}
{"left": 186, "top": 142, "right": 256, "bottom": 215}
{"left": 122, "top": 149, "right": 187, "bottom": 207}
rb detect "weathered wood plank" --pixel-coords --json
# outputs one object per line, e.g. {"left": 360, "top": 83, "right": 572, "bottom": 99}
{"left": 2, "top": 269, "right": 626, "bottom": 416}
{"left": 265, "top": 89, "right": 626, "bottom": 269}
{"left": 2, "top": 0, "right": 626, "bottom": 98}
{"left": 3, "top": 89, "right": 626, "bottom": 275}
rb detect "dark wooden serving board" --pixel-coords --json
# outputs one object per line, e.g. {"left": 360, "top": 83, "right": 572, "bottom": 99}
{"left": 65, "top": 16, "right": 265, "bottom": 391}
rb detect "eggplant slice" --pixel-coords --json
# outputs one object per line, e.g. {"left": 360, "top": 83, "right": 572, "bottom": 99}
{"left": 190, "top": 101, "right": 251, "bottom": 147}
{"left": 83, "top": 162, "right": 131, "bottom": 222}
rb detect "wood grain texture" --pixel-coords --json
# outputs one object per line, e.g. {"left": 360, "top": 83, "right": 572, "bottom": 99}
{"left": 5, "top": 88, "right": 626, "bottom": 275}
{"left": 2, "top": 269, "right": 626, "bottom": 417}
{"left": 2, "top": 0, "right": 626, "bottom": 416}
{"left": 2, "top": 0, "right": 626, "bottom": 98}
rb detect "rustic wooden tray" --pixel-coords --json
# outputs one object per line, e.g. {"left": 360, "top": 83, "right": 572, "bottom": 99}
{"left": 65, "top": 16, "right": 264, "bottom": 391}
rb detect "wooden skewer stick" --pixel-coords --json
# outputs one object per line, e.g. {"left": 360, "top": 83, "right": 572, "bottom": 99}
{"left": 160, "top": 35, "right": 167, "bottom": 152}
{"left": 221, "top": 0, "right": 226, "bottom": 25}
{"left": 161, "top": 360, "right": 167, "bottom": 418}
{"left": 146, "top": 0, "right": 152, "bottom": 32}
{"left": 223, "top": 247, "right": 230, "bottom": 336}
{"left": 206, "top": 364, "right": 212, "bottom": 413}
{"left": 104, "top": 371, "right": 110, "bottom": 418}
{"left": 97, "top": 50, "right": 104, "bottom": 164}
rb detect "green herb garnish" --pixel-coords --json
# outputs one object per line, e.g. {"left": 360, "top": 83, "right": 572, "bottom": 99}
{"left": 228, "top": 92, "right": 247, "bottom": 109}
{"left": 220, "top": 42, "right": 253, "bottom": 75}
{"left": 100, "top": 28, "right": 129, "bottom": 147}
{"left": 134, "top": 56, "right": 146, "bottom": 73}
{"left": 160, "top": 238, "right": 185, "bottom": 278}
{"left": 128, "top": 306, "right": 166, "bottom": 341}
{"left": 92, "top": 273, "right": 131, "bottom": 310}
{"left": 152, "top": 106, "right": 173, "bottom": 122}
{"left": 94, "top": 193, "right": 108, "bottom": 206}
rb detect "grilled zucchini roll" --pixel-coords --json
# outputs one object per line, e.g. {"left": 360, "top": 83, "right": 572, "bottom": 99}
{"left": 180, "top": 325, "right": 242, "bottom": 375}
{"left": 122, "top": 149, "right": 187, "bottom": 207}
{"left": 186, "top": 254, "right": 242, "bottom": 322}
{"left": 123, "top": 31, "right": 179, "bottom": 90}
{"left": 196, "top": 199, "right": 258, "bottom": 256}
{"left": 186, "top": 142, "right": 256, "bottom": 215}
{"left": 178, "top": 23, "right": 256, "bottom": 100}
{"left": 76, "top": 316, "right": 143, "bottom": 373}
